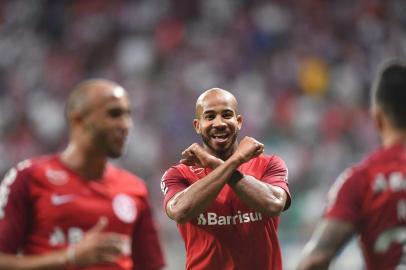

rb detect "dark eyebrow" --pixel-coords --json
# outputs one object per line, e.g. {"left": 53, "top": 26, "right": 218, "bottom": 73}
{"left": 222, "top": 109, "right": 234, "bottom": 113}
{"left": 202, "top": 109, "right": 235, "bottom": 115}
{"left": 202, "top": 110, "right": 216, "bottom": 115}
{"left": 107, "top": 106, "right": 131, "bottom": 115}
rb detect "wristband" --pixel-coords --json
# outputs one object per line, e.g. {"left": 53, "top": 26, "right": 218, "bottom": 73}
{"left": 229, "top": 170, "right": 243, "bottom": 185}
{"left": 66, "top": 245, "right": 77, "bottom": 266}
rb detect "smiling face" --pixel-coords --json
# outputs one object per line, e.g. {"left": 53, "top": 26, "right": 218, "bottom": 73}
{"left": 194, "top": 88, "right": 242, "bottom": 160}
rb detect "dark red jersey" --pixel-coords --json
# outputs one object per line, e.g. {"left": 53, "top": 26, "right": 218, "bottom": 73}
{"left": 0, "top": 155, "right": 165, "bottom": 270}
{"left": 325, "top": 143, "right": 406, "bottom": 270}
{"left": 161, "top": 154, "right": 291, "bottom": 270}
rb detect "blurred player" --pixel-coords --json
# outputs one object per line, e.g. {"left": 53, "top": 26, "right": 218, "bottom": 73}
{"left": 0, "top": 79, "right": 165, "bottom": 269}
{"left": 161, "top": 88, "right": 291, "bottom": 270}
{"left": 297, "top": 61, "right": 406, "bottom": 270}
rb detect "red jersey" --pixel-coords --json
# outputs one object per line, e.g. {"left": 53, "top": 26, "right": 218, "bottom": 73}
{"left": 325, "top": 143, "right": 406, "bottom": 270}
{"left": 161, "top": 154, "right": 291, "bottom": 270}
{"left": 0, "top": 155, "right": 165, "bottom": 270}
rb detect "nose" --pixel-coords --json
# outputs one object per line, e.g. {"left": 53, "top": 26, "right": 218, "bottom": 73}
{"left": 118, "top": 115, "right": 132, "bottom": 132}
{"left": 212, "top": 115, "right": 226, "bottom": 128}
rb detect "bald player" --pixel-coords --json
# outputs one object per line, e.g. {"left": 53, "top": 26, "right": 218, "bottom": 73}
{"left": 0, "top": 79, "right": 165, "bottom": 270}
{"left": 161, "top": 88, "right": 291, "bottom": 270}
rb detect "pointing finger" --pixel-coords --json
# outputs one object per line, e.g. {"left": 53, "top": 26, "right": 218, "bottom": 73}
{"left": 88, "top": 216, "right": 108, "bottom": 234}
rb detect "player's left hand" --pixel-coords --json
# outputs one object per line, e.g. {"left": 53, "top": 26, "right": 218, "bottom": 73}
{"left": 180, "top": 143, "right": 222, "bottom": 169}
{"left": 232, "top": 136, "right": 264, "bottom": 164}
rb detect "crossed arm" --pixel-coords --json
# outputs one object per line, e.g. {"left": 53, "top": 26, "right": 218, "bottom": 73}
{"left": 296, "top": 218, "right": 355, "bottom": 270}
{"left": 166, "top": 155, "right": 243, "bottom": 224}
{"left": 165, "top": 137, "right": 289, "bottom": 224}
{"left": 229, "top": 174, "right": 287, "bottom": 217}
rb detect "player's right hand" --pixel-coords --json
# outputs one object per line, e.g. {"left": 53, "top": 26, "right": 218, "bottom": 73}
{"left": 232, "top": 136, "right": 264, "bottom": 164}
{"left": 180, "top": 143, "right": 222, "bottom": 169}
{"left": 67, "top": 217, "right": 128, "bottom": 267}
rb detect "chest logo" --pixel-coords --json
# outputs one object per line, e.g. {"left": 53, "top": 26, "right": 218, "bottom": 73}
{"left": 46, "top": 169, "right": 68, "bottom": 185}
{"left": 50, "top": 193, "right": 76, "bottom": 206}
{"left": 190, "top": 167, "right": 204, "bottom": 173}
{"left": 112, "top": 194, "right": 137, "bottom": 223}
{"left": 197, "top": 211, "right": 263, "bottom": 226}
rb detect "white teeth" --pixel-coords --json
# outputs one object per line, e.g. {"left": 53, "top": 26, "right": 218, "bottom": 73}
{"left": 212, "top": 135, "right": 228, "bottom": 139}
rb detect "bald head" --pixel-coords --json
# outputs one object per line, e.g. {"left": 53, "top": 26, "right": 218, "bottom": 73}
{"left": 195, "top": 88, "right": 238, "bottom": 118}
{"left": 64, "top": 79, "right": 131, "bottom": 158}
{"left": 66, "top": 79, "right": 126, "bottom": 119}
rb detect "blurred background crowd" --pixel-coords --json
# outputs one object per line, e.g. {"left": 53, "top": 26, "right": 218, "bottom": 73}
{"left": 1, "top": 0, "right": 405, "bottom": 269}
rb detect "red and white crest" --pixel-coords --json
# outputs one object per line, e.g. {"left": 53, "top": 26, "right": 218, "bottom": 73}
{"left": 112, "top": 193, "right": 137, "bottom": 223}
{"left": 46, "top": 169, "right": 68, "bottom": 185}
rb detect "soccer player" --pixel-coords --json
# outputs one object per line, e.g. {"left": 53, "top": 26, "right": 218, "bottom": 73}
{"left": 297, "top": 61, "right": 406, "bottom": 270}
{"left": 0, "top": 79, "right": 165, "bottom": 270}
{"left": 161, "top": 88, "right": 291, "bottom": 270}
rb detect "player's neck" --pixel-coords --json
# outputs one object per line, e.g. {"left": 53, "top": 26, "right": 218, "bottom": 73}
{"left": 382, "top": 129, "right": 406, "bottom": 148}
{"left": 60, "top": 143, "right": 107, "bottom": 180}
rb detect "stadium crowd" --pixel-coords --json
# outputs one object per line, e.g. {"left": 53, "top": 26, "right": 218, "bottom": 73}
{"left": 0, "top": 0, "right": 405, "bottom": 268}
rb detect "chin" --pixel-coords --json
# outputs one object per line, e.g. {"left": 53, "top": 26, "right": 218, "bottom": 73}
{"left": 107, "top": 149, "right": 124, "bottom": 158}
{"left": 212, "top": 144, "right": 232, "bottom": 155}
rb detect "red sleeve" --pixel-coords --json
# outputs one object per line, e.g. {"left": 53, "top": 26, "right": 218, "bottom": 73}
{"left": 160, "top": 167, "right": 189, "bottom": 210}
{"left": 132, "top": 197, "right": 165, "bottom": 270}
{"left": 262, "top": 155, "right": 291, "bottom": 210}
{"left": 324, "top": 168, "right": 367, "bottom": 226}
{"left": 0, "top": 166, "right": 32, "bottom": 253}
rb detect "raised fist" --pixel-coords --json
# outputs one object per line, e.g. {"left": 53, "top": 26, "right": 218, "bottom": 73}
{"left": 232, "top": 136, "right": 264, "bottom": 164}
{"left": 180, "top": 143, "right": 222, "bottom": 169}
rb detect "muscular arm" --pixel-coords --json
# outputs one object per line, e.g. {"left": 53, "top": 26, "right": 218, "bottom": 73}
{"left": 175, "top": 137, "right": 286, "bottom": 218}
{"left": 229, "top": 175, "right": 288, "bottom": 217}
{"left": 185, "top": 155, "right": 288, "bottom": 216}
{"left": 166, "top": 156, "right": 242, "bottom": 224}
{"left": 297, "top": 219, "right": 355, "bottom": 270}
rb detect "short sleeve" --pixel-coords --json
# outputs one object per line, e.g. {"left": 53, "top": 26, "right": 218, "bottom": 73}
{"left": 324, "top": 168, "right": 367, "bottom": 226}
{"left": 131, "top": 197, "right": 165, "bottom": 270}
{"left": 160, "top": 167, "right": 189, "bottom": 210}
{"left": 0, "top": 166, "right": 32, "bottom": 253}
{"left": 262, "top": 155, "right": 291, "bottom": 210}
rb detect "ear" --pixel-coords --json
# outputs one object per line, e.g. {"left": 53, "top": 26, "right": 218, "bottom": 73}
{"left": 193, "top": 119, "right": 201, "bottom": 134}
{"left": 237, "top": 115, "right": 243, "bottom": 130}
{"left": 371, "top": 105, "right": 384, "bottom": 133}
{"left": 68, "top": 110, "right": 84, "bottom": 126}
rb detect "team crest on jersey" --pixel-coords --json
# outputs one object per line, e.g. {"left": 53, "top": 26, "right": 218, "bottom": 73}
{"left": 46, "top": 169, "right": 68, "bottom": 185}
{"left": 189, "top": 166, "right": 205, "bottom": 177}
{"left": 112, "top": 194, "right": 137, "bottom": 223}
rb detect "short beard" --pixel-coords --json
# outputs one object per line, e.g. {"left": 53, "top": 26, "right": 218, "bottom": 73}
{"left": 105, "top": 141, "right": 126, "bottom": 159}
{"left": 201, "top": 133, "right": 237, "bottom": 160}
{"left": 106, "top": 149, "right": 123, "bottom": 158}
{"left": 95, "top": 132, "right": 124, "bottom": 159}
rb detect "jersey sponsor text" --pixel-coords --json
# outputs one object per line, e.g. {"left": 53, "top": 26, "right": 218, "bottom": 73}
{"left": 197, "top": 210, "right": 263, "bottom": 226}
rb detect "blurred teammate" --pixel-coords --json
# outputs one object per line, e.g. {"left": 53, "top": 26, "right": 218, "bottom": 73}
{"left": 161, "top": 88, "right": 291, "bottom": 270}
{"left": 297, "top": 61, "right": 406, "bottom": 270}
{"left": 0, "top": 79, "right": 165, "bottom": 270}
